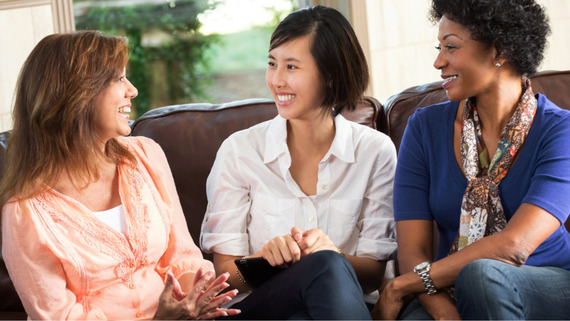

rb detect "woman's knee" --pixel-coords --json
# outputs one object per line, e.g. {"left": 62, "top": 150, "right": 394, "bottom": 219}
{"left": 299, "top": 250, "right": 357, "bottom": 282}
{"left": 457, "top": 259, "right": 503, "bottom": 288}
{"left": 455, "top": 259, "right": 512, "bottom": 303}
{"left": 299, "top": 250, "right": 347, "bottom": 270}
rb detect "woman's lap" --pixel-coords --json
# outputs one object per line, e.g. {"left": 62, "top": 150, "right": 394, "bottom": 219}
{"left": 227, "top": 250, "right": 371, "bottom": 320}
{"left": 400, "top": 259, "right": 570, "bottom": 320}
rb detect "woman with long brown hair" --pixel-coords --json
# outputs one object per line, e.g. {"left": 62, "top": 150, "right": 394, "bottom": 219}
{"left": 0, "top": 31, "right": 239, "bottom": 320}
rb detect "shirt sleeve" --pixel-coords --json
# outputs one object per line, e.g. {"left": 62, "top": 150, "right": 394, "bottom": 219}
{"left": 356, "top": 134, "right": 398, "bottom": 261}
{"left": 2, "top": 201, "right": 107, "bottom": 320}
{"left": 129, "top": 136, "right": 213, "bottom": 280}
{"left": 200, "top": 136, "right": 251, "bottom": 256}
{"left": 393, "top": 110, "right": 434, "bottom": 221}
{"left": 523, "top": 112, "right": 570, "bottom": 225}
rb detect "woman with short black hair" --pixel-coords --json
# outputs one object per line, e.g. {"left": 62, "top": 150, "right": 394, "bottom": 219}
{"left": 201, "top": 5, "right": 397, "bottom": 320}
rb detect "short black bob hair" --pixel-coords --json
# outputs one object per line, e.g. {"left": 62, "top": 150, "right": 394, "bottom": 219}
{"left": 269, "top": 5, "right": 369, "bottom": 116}
{"left": 429, "top": 0, "right": 551, "bottom": 76}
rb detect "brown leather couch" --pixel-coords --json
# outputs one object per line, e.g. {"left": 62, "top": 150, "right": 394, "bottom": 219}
{"left": 0, "top": 70, "right": 568, "bottom": 318}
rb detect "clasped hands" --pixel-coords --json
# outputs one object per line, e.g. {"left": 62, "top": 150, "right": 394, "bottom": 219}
{"left": 260, "top": 227, "right": 338, "bottom": 267}
{"left": 154, "top": 268, "right": 240, "bottom": 320}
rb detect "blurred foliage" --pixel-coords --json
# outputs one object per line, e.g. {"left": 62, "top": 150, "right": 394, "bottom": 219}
{"left": 74, "top": 0, "right": 218, "bottom": 117}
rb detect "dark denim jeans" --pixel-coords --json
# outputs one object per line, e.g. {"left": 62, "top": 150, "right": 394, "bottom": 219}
{"left": 227, "top": 250, "right": 371, "bottom": 320}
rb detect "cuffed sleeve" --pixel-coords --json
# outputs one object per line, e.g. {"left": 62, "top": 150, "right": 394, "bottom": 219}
{"left": 356, "top": 134, "right": 398, "bottom": 261}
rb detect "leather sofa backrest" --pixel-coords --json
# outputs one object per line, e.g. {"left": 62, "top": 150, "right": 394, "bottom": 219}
{"left": 384, "top": 70, "right": 570, "bottom": 151}
{"left": 383, "top": 70, "right": 570, "bottom": 231}
{"left": 130, "top": 97, "right": 384, "bottom": 258}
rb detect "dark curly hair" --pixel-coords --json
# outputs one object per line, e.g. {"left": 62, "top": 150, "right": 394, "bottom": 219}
{"left": 429, "top": 0, "right": 551, "bottom": 76}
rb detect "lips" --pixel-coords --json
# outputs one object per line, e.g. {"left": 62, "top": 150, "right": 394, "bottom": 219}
{"left": 442, "top": 75, "right": 458, "bottom": 89}
{"left": 277, "top": 94, "right": 296, "bottom": 102}
{"left": 118, "top": 105, "right": 131, "bottom": 120}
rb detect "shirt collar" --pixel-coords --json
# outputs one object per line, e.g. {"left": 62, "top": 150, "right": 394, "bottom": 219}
{"left": 328, "top": 114, "right": 355, "bottom": 163}
{"left": 263, "top": 115, "right": 288, "bottom": 164}
{"left": 263, "top": 114, "right": 356, "bottom": 164}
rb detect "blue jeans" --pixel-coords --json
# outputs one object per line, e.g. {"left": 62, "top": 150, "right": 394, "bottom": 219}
{"left": 400, "top": 259, "right": 570, "bottom": 320}
{"left": 227, "top": 250, "right": 371, "bottom": 320}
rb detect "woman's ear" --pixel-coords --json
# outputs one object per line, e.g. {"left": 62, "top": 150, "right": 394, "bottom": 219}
{"left": 494, "top": 49, "right": 507, "bottom": 67}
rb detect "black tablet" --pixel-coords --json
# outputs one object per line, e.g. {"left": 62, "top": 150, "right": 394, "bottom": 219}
{"left": 234, "top": 257, "right": 284, "bottom": 289}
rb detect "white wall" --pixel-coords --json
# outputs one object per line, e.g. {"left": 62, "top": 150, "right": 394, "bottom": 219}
{"left": 356, "top": 0, "right": 570, "bottom": 103}
{"left": 0, "top": 5, "right": 54, "bottom": 132}
{"left": 0, "top": 0, "right": 73, "bottom": 132}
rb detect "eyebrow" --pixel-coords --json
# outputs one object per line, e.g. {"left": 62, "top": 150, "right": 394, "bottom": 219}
{"left": 443, "top": 33, "right": 463, "bottom": 40}
{"left": 267, "top": 53, "right": 301, "bottom": 63}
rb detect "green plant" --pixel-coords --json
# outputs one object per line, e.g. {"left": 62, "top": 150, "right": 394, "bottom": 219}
{"left": 74, "top": 0, "right": 217, "bottom": 117}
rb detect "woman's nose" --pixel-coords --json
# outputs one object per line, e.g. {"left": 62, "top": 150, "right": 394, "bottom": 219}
{"left": 126, "top": 79, "right": 138, "bottom": 98}
{"left": 433, "top": 51, "right": 445, "bottom": 70}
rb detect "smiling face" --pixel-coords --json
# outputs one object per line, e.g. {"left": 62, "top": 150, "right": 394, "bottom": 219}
{"left": 93, "top": 67, "right": 138, "bottom": 143}
{"left": 266, "top": 34, "right": 327, "bottom": 121}
{"left": 434, "top": 15, "right": 500, "bottom": 102}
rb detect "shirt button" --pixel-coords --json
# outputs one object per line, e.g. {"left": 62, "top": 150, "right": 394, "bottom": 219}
{"left": 129, "top": 283, "right": 135, "bottom": 289}
{"left": 308, "top": 216, "right": 314, "bottom": 222}
{"left": 136, "top": 311, "right": 143, "bottom": 318}
{"left": 321, "top": 185, "right": 328, "bottom": 190}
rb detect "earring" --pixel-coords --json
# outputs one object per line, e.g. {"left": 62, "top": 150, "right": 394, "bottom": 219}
{"left": 495, "top": 62, "right": 501, "bottom": 67}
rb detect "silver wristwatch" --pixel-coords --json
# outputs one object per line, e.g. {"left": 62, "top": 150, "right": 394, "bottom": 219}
{"left": 413, "top": 261, "right": 437, "bottom": 295}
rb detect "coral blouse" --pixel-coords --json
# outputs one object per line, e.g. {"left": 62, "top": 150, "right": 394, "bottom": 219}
{"left": 2, "top": 136, "right": 213, "bottom": 320}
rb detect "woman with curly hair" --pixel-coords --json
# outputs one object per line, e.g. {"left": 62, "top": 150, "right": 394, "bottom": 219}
{"left": 372, "top": 0, "right": 570, "bottom": 319}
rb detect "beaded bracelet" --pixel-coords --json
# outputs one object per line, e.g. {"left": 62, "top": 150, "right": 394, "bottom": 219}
{"left": 235, "top": 266, "right": 246, "bottom": 283}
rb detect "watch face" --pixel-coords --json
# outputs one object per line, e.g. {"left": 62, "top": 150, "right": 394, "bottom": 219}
{"left": 415, "top": 261, "right": 429, "bottom": 271}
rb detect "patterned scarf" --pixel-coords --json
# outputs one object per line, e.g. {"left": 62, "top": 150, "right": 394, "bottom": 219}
{"left": 449, "top": 77, "right": 536, "bottom": 253}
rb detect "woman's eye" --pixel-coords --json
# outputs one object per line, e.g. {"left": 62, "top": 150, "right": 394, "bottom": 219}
{"left": 118, "top": 76, "right": 125, "bottom": 82}
{"left": 435, "top": 44, "right": 456, "bottom": 51}
{"left": 268, "top": 61, "right": 276, "bottom": 67}
{"left": 287, "top": 65, "right": 297, "bottom": 70}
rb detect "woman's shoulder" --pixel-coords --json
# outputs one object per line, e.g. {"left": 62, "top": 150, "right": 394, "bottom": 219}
{"left": 401, "top": 100, "right": 458, "bottom": 137}
{"left": 227, "top": 117, "right": 276, "bottom": 139}
{"left": 219, "top": 117, "right": 280, "bottom": 153}
{"left": 117, "top": 135, "right": 159, "bottom": 149}
{"left": 412, "top": 100, "right": 458, "bottom": 121}
{"left": 534, "top": 94, "right": 570, "bottom": 135}
{"left": 538, "top": 93, "right": 570, "bottom": 120}
{"left": 116, "top": 136, "right": 168, "bottom": 166}
{"left": 337, "top": 116, "right": 396, "bottom": 158}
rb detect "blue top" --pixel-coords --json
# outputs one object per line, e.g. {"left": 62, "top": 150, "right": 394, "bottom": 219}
{"left": 394, "top": 93, "right": 570, "bottom": 270}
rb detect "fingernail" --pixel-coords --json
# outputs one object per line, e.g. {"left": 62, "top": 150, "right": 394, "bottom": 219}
{"left": 223, "top": 282, "right": 229, "bottom": 287}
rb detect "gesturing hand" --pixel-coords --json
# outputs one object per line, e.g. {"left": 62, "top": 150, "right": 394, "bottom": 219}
{"left": 153, "top": 269, "right": 240, "bottom": 320}
{"left": 291, "top": 227, "right": 337, "bottom": 257}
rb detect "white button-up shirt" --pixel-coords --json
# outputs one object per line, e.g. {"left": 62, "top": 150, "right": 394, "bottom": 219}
{"left": 201, "top": 114, "right": 397, "bottom": 264}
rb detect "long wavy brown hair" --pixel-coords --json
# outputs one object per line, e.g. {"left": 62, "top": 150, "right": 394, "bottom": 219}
{"left": 0, "top": 31, "right": 136, "bottom": 208}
